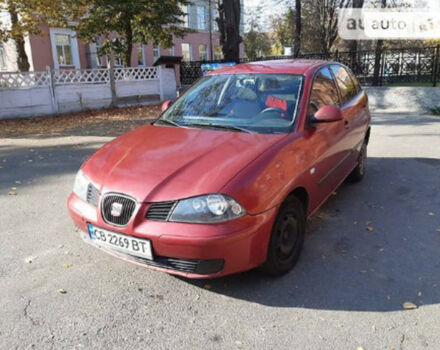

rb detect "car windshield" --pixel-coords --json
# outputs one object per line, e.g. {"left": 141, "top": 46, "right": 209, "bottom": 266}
{"left": 159, "top": 73, "right": 304, "bottom": 134}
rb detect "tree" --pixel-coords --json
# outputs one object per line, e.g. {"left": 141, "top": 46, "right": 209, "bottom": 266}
{"left": 0, "top": 0, "right": 66, "bottom": 71}
{"left": 270, "top": 8, "right": 294, "bottom": 51}
{"left": 244, "top": 17, "right": 271, "bottom": 58}
{"left": 70, "top": 0, "right": 191, "bottom": 67}
{"left": 348, "top": 0, "right": 364, "bottom": 73}
{"left": 314, "top": 0, "right": 350, "bottom": 57}
{"left": 293, "top": 0, "right": 301, "bottom": 57}
{"left": 372, "top": 0, "right": 387, "bottom": 86}
{"left": 217, "top": 0, "right": 242, "bottom": 62}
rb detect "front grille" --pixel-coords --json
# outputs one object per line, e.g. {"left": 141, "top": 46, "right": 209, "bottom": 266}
{"left": 102, "top": 194, "right": 137, "bottom": 226}
{"left": 86, "top": 183, "right": 99, "bottom": 207}
{"left": 146, "top": 201, "right": 176, "bottom": 221}
{"left": 128, "top": 254, "right": 224, "bottom": 275}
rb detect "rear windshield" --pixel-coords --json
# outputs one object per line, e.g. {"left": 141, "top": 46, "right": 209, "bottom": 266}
{"left": 160, "top": 73, "right": 304, "bottom": 134}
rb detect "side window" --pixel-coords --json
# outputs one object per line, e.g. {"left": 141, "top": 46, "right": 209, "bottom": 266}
{"left": 331, "top": 65, "right": 358, "bottom": 104}
{"left": 308, "top": 67, "right": 340, "bottom": 116}
{"left": 347, "top": 68, "right": 362, "bottom": 94}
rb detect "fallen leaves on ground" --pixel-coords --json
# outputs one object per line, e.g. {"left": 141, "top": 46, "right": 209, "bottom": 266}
{"left": 403, "top": 301, "right": 417, "bottom": 310}
{"left": 366, "top": 226, "right": 375, "bottom": 232}
{"left": 203, "top": 283, "right": 212, "bottom": 290}
{"left": 0, "top": 104, "right": 161, "bottom": 137}
{"left": 57, "top": 289, "right": 67, "bottom": 294}
{"left": 63, "top": 264, "right": 72, "bottom": 269}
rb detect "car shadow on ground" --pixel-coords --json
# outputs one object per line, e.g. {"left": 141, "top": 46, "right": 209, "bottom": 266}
{"left": 178, "top": 157, "right": 440, "bottom": 312}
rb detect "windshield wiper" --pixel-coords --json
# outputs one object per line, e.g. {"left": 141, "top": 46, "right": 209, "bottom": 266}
{"left": 184, "top": 122, "right": 255, "bottom": 134}
{"left": 154, "top": 119, "right": 182, "bottom": 128}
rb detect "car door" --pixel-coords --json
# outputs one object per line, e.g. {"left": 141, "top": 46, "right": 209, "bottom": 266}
{"left": 305, "top": 66, "right": 351, "bottom": 210}
{"left": 330, "top": 65, "right": 367, "bottom": 172}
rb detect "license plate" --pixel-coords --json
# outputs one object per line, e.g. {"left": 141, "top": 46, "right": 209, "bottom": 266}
{"left": 87, "top": 224, "right": 153, "bottom": 260}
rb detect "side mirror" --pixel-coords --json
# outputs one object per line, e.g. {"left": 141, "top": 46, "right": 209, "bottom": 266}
{"left": 310, "top": 105, "right": 343, "bottom": 124}
{"left": 161, "top": 100, "right": 173, "bottom": 112}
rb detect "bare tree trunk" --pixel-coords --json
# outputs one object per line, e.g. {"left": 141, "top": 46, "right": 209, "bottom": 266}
{"left": 372, "top": 0, "right": 387, "bottom": 86}
{"left": 348, "top": 0, "right": 364, "bottom": 73}
{"left": 293, "top": 0, "right": 301, "bottom": 57}
{"left": 218, "top": 0, "right": 242, "bottom": 62}
{"left": 124, "top": 18, "right": 133, "bottom": 67}
{"left": 8, "top": 3, "right": 30, "bottom": 71}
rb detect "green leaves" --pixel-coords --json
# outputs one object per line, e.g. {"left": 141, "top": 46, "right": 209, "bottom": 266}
{"left": 71, "top": 0, "right": 191, "bottom": 66}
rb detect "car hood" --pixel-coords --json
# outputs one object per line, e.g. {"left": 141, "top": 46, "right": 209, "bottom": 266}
{"left": 83, "top": 124, "right": 286, "bottom": 202}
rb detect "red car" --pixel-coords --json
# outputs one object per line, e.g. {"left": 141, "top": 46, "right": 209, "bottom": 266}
{"left": 68, "top": 60, "right": 370, "bottom": 278}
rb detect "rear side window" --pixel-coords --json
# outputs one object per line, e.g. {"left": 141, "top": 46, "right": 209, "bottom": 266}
{"left": 347, "top": 67, "right": 362, "bottom": 94}
{"left": 308, "top": 67, "right": 340, "bottom": 115}
{"left": 331, "top": 65, "right": 358, "bottom": 105}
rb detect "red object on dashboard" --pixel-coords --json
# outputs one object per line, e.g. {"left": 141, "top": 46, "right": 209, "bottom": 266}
{"left": 266, "top": 95, "right": 287, "bottom": 111}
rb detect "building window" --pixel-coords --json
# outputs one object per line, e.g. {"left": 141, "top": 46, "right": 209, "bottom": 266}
{"left": 197, "top": 5, "right": 206, "bottom": 30}
{"left": 168, "top": 46, "right": 175, "bottom": 56}
{"left": 181, "top": 43, "right": 192, "bottom": 61}
{"left": 114, "top": 56, "right": 123, "bottom": 67}
{"left": 55, "top": 34, "right": 73, "bottom": 66}
{"left": 0, "top": 44, "right": 6, "bottom": 70}
{"left": 153, "top": 45, "right": 161, "bottom": 61}
{"left": 181, "top": 5, "right": 190, "bottom": 28}
{"left": 95, "top": 37, "right": 105, "bottom": 67}
{"left": 214, "top": 46, "right": 223, "bottom": 60}
{"left": 50, "top": 28, "right": 80, "bottom": 69}
{"left": 138, "top": 45, "right": 146, "bottom": 66}
{"left": 212, "top": 8, "right": 219, "bottom": 31}
{"left": 199, "top": 44, "right": 208, "bottom": 61}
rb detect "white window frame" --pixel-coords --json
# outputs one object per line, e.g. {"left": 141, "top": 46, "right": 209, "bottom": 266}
{"left": 214, "top": 46, "right": 223, "bottom": 60}
{"left": 197, "top": 5, "right": 206, "bottom": 30}
{"left": 95, "top": 37, "right": 105, "bottom": 67}
{"left": 0, "top": 44, "right": 6, "bottom": 70}
{"left": 199, "top": 44, "right": 208, "bottom": 61}
{"left": 168, "top": 46, "right": 175, "bottom": 56}
{"left": 50, "top": 28, "right": 80, "bottom": 69}
{"left": 181, "top": 5, "right": 190, "bottom": 28}
{"left": 138, "top": 45, "right": 146, "bottom": 66}
{"left": 181, "top": 43, "right": 192, "bottom": 61}
{"left": 212, "top": 8, "right": 219, "bottom": 32}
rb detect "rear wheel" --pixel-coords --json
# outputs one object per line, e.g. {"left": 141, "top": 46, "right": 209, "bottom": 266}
{"left": 348, "top": 142, "right": 367, "bottom": 182}
{"left": 260, "top": 197, "right": 306, "bottom": 276}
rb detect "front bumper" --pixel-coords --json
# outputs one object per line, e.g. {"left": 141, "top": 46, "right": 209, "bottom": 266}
{"left": 68, "top": 193, "right": 278, "bottom": 278}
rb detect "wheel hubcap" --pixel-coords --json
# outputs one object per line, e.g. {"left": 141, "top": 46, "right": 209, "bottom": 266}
{"left": 276, "top": 214, "right": 299, "bottom": 263}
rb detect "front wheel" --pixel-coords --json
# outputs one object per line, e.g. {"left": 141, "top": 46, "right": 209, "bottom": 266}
{"left": 348, "top": 142, "right": 367, "bottom": 182}
{"left": 260, "top": 197, "right": 306, "bottom": 276}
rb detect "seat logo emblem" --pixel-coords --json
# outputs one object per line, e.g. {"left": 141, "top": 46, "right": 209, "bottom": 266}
{"left": 111, "top": 202, "right": 123, "bottom": 217}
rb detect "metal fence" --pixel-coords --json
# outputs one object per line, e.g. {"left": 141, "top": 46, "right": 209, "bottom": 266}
{"left": 180, "top": 46, "right": 440, "bottom": 86}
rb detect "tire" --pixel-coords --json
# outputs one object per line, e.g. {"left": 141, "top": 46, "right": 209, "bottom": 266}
{"left": 348, "top": 142, "right": 367, "bottom": 183}
{"left": 260, "top": 197, "right": 306, "bottom": 276}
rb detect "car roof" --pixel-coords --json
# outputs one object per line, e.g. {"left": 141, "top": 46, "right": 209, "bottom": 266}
{"left": 207, "top": 59, "right": 334, "bottom": 76}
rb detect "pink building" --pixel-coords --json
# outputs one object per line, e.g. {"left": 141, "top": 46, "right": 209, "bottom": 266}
{"left": 0, "top": 1, "right": 244, "bottom": 73}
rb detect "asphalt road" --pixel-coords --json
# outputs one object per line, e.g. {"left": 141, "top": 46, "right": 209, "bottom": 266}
{"left": 1, "top": 113, "right": 440, "bottom": 350}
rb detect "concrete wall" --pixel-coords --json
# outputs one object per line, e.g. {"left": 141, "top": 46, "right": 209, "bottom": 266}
{"left": 365, "top": 87, "right": 440, "bottom": 114}
{"left": 0, "top": 67, "right": 177, "bottom": 120}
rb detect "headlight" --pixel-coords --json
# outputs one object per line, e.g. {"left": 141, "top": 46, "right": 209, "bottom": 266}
{"left": 73, "top": 170, "right": 89, "bottom": 202}
{"left": 169, "top": 194, "right": 245, "bottom": 223}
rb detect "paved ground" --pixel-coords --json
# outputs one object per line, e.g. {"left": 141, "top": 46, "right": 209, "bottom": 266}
{"left": 1, "top": 113, "right": 439, "bottom": 350}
